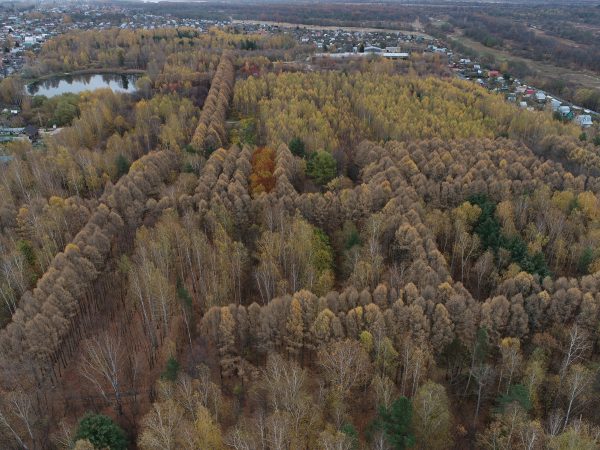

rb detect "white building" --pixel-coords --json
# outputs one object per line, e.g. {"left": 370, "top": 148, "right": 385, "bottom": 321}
{"left": 382, "top": 52, "right": 409, "bottom": 60}
{"left": 575, "top": 115, "right": 593, "bottom": 127}
{"left": 559, "top": 105, "right": 571, "bottom": 116}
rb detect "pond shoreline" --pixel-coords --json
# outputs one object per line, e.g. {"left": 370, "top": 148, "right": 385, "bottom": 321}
{"left": 24, "top": 68, "right": 146, "bottom": 84}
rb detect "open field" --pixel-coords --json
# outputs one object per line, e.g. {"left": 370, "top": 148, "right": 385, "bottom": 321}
{"left": 231, "top": 19, "right": 434, "bottom": 38}
{"left": 529, "top": 26, "right": 583, "bottom": 48}
{"left": 451, "top": 32, "right": 600, "bottom": 90}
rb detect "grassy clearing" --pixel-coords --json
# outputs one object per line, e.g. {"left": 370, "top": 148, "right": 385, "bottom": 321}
{"left": 451, "top": 32, "right": 600, "bottom": 90}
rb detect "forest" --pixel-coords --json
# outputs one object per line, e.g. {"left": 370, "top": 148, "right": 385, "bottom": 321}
{"left": 129, "top": 1, "right": 600, "bottom": 111}
{"left": 1, "top": 22, "right": 600, "bottom": 450}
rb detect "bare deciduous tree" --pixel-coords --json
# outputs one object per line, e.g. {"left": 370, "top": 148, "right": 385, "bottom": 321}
{"left": 0, "top": 389, "right": 38, "bottom": 450}
{"left": 318, "top": 339, "right": 371, "bottom": 395}
{"left": 559, "top": 325, "right": 590, "bottom": 381}
{"left": 80, "top": 332, "right": 126, "bottom": 415}
{"left": 472, "top": 364, "right": 495, "bottom": 423}
{"left": 563, "top": 364, "right": 594, "bottom": 431}
{"left": 138, "top": 399, "right": 183, "bottom": 450}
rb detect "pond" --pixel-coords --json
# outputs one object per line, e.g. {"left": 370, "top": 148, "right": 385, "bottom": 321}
{"left": 27, "top": 73, "right": 140, "bottom": 97}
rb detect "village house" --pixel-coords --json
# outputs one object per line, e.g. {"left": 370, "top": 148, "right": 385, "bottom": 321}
{"left": 24, "top": 125, "right": 39, "bottom": 142}
{"left": 575, "top": 115, "right": 593, "bottom": 127}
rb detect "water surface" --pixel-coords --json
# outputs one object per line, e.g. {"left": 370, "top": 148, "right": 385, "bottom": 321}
{"left": 27, "top": 73, "right": 139, "bottom": 97}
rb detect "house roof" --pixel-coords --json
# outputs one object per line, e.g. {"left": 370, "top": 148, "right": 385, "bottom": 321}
{"left": 576, "top": 115, "right": 593, "bottom": 125}
{"left": 24, "top": 124, "right": 38, "bottom": 135}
